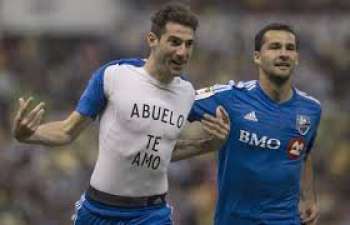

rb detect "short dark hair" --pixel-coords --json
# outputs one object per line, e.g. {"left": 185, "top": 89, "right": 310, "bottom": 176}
{"left": 151, "top": 2, "right": 199, "bottom": 38}
{"left": 255, "top": 23, "right": 298, "bottom": 51}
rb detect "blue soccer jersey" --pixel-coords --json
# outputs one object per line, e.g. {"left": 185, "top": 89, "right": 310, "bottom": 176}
{"left": 188, "top": 80, "right": 322, "bottom": 225}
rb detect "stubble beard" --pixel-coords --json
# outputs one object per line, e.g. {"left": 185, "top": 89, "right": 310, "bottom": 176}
{"left": 265, "top": 67, "right": 293, "bottom": 87}
{"left": 154, "top": 54, "right": 171, "bottom": 78}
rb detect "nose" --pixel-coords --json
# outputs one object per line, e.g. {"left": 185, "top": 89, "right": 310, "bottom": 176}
{"left": 279, "top": 48, "right": 290, "bottom": 60}
{"left": 176, "top": 44, "right": 188, "bottom": 58}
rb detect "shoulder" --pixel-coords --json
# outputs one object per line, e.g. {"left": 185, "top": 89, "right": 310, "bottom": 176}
{"left": 194, "top": 80, "right": 257, "bottom": 100}
{"left": 87, "top": 58, "right": 145, "bottom": 94}
{"left": 100, "top": 57, "right": 145, "bottom": 74}
{"left": 173, "top": 76, "right": 195, "bottom": 98}
{"left": 179, "top": 75, "right": 194, "bottom": 89}
{"left": 295, "top": 88, "right": 321, "bottom": 107}
{"left": 233, "top": 80, "right": 258, "bottom": 91}
{"left": 90, "top": 58, "right": 145, "bottom": 85}
{"left": 104, "top": 57, "right": 145, "bottom": 68}
{"left": 295, "top": 88, "right": 322, "bottom": 115}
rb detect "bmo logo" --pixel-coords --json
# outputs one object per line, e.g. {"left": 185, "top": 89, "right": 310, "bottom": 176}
{"left": 239, "top": 130, "right": 281, "bottom": 150}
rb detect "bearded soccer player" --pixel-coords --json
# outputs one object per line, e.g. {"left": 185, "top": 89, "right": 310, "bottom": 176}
{"left": 12, "top": 3, "right": 206, "bottom": 225}
{"left": 174, "top": 23, "right": 321, "bottom": 225}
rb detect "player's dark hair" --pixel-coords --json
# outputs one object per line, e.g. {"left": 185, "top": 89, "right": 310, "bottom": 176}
{"left": 255, "top": 23, "right": 298, "bottom": 51}
{"left": 151, "top": 2, "right": 199, "bottom": 38}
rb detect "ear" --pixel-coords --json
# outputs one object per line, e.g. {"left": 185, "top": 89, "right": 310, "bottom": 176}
{"left": 146, "top": 32, "right": 159, "bottom": 48}
{"left": 253, "top": 51, "right": 261, "bottom": 65}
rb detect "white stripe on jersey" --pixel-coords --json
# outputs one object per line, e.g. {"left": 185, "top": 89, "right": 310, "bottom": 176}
{"left": 195, "top": 84, "right": 232, "bottom": 100}
{"left": 233, "top": 80, "right": 257, "bottom": 91}
{"left": 194, "top": 80, "right": 257, "bottom": 100}
{"left": 295, "top": 88, "right": 321, "bottom": 105}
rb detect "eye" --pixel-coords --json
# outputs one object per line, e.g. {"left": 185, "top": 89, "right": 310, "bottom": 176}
{"left": 185, "top": 40, "right": 194, "bottom": 48}
{"left": 286, "top": 44, "right": 296, "bottom": 51}
{"left": 169, "top": 37, "right": 182, "bottom": 46}
{"left": 269, "top": 43, "right": 281, "bottom": 49}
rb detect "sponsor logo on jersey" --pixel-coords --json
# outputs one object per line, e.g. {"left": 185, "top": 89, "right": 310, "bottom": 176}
{"left": 296, "top": 115, "right": 311, "bottom": 135}
{"left": 287, "top": 137, "right": 305, "bottom": 160}
{"left": 243, "top": 111, "right": 258, "bottom": 122}
{"left": 239, "top": 129, "right": 281, "bottom": 150}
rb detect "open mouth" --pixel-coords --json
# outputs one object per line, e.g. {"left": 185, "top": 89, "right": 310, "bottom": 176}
{"left": 170, "top": 60, "right": 187, "bottom": 71}
{"left": 274, "top": 62, "right": 291, "bottom": 70}
{"left": 171, "top": 60, "right": 185, "bottom": 66}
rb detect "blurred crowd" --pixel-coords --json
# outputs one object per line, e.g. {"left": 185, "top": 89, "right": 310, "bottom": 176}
{"left": 1, "top": 1, "right": 350, "bottom": 225}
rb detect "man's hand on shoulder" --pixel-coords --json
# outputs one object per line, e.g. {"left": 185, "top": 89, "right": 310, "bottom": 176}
{"left": 201, "top": 106, "right": 230, "bottom": 148}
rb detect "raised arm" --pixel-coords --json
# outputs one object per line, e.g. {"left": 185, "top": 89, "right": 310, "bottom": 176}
{"left": 13, "top": 97, "right": 92, "bottom": 146}
{"left": 172, "top": 106, "right": 230, "bottom": 162}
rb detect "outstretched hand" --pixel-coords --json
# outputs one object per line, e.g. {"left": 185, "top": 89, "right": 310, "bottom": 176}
{"left": 13, "top": 97, "right": 46, "bottom": 142}
{"left": 201, "top": 106, "right": 230, "bottom": 144}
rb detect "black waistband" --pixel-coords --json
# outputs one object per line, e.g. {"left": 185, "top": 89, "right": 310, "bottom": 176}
{"left": 86, "top": 185, "right": 167, "bottom": 208}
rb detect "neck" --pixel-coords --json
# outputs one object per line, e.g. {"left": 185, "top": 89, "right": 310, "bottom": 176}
{"left": 259, "top": 70, "right": 293, "bottom": 103}
{"left": 144, "top": 56, "right": 173, "bottom": 84}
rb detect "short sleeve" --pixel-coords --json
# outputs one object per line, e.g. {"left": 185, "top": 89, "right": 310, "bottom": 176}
{"left": 75, "top": 67, "right": 107, "bottom": 119}
{"left": 187, "top": 85, "right": 230, "bottom": 122}
{"left": 75, "top": 58, "right": 145, "bottom": 119}
{"left": 305, "top": 107, "right": 322, "bottom": 155}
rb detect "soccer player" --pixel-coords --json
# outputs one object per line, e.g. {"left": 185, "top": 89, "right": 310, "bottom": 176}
{"left": 174, "top": 23, "right": 321, "bottom": 225}
{"left": 12, "top": 3, "right": 202, "bottom": 225}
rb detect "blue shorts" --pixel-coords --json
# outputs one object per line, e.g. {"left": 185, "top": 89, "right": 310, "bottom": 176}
{"left": 72, "top": 195, "right": 173, "bottom": 225}
{"left": 215, "top": 213, "right": 301, "bottom": 225}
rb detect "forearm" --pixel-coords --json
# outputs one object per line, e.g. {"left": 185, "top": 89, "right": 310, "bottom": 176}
{"left": 171, "top": 136, "right": 221, "bottom": 162}
{"left": 13, "top": 102, "right": 91, "bottom": 147}
{"left": 23, "top": 120, "right": 76, "bottom": 146}
{"left": 172, "top": 109, "right": 230, "bottom": 162}
{"left": 300, "top": 156, "right": 317, "bottom": 202}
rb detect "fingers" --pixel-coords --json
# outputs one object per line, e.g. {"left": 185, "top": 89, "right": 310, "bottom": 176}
{"left": 217, "top": 106, "right": 230, "bottom": 125}
{"left": 201, "top": 118, "right": 227, "bottom": 140}
{"left": 300, "top": 206, "right": 319, "bottom": 224}
{"left": 302, "top": 212, "right": 318, "bottom": 224}
{"left": 23, "top": 102, "right": 45, "bottom": 126}
{"left": 203, "top": 114, "right": 229, "bottom": 135}
{"left": 14, "top": 97, "right": 34, "bottom": 126}
{"left": 27, "top": 108, "right": 45, "bottom": 130}
{"left": 302, "top": 217, "right": 318, "bottom": 225}
{"left": 204, "top": 106, "right": 230, "bottom": 129}
{"left": 201, "top": 106, "right": 230, "bottom": 140}
{"left": 19, "top": 97, "right": 25, "bottom": 108}
{"left": 13, "top": 97, "right": 46, "bottom": 140}
{"left": 204, "top": 111, "right": 229, "bottom": 129}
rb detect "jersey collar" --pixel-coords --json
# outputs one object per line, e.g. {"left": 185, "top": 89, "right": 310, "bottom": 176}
{"left": 256, "top": 81, "right": 297, "bottom": 107}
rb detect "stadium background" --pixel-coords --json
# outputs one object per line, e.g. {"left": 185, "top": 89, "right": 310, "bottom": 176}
{"left": 0, "top": 0, "right": 349, "bottom": 224}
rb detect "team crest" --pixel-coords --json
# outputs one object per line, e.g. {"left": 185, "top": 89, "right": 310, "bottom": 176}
{"left": 296, "top": 115, "right": 311, "bottom": 135}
